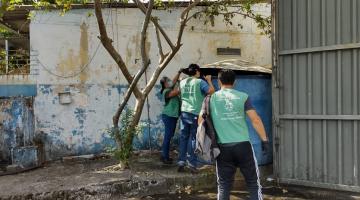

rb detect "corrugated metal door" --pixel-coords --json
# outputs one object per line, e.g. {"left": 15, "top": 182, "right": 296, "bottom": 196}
{"left": 273, "top": 0, "right": 360, "bottom": 192}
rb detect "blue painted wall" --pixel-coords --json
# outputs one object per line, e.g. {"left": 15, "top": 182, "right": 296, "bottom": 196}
{"left": 0, "top": 84, "right": 37, "bottom": 97}
{"left": 0, "top": 97, "right": 35, "bottom": 163}
{"left": 0, "top": 77, "right": 271, "bottom": 166}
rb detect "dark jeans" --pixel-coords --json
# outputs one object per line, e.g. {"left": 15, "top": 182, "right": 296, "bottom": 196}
{"left": 216, "top": 141, "right": 262, "bottom": 200}
{"left": 161, "top": 114, "right": 178, "bottom": 160}
{"left": 178, "top": 112, "right": 198, "bottom": 167}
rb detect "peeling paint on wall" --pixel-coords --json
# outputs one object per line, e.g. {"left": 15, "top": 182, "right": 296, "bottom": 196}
{"left": 28, "top": 5, "right": 271, "bottom": 160}
{"left": 0, "top": 97, "right": 35, "bottom": 163}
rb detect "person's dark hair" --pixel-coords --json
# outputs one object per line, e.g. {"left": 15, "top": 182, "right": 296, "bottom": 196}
{"left": 187, "top": 63, "right": 200, "bottom": 76}
{"left": 218, "top": 69, "right": 236, "bottom": 85}
{"left": 160, "top": 76, "right": 169, "bottom": 94}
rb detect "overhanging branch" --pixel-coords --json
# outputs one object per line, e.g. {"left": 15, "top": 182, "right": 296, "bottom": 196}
{"left": 94, "top": 0, "right": 142, "bottom": 100}
{"left": 142, "top": 0, "right": 200, "bottom": 96}
{"left": 112, "top": 0, "right": 154, "bottom": 127}
{"left": 134, "top": 0, "right": 175, "bottom": 50}
{"left": 155, "top": 26, "right": 165, "bottom": 62}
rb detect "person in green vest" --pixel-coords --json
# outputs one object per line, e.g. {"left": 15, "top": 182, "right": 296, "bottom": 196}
{"left": 207, "top": 69, "right": 269, "bottom": 200}
{"left": 178, "top": 64, "right": 215, "bottom": 172}
{"left": 159, "top": 70, "right": 182, "bottom": 164}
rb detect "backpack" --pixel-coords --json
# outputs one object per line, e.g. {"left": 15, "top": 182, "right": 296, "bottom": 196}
{"left": 195, "top": 95, "right": 220, "bottom": 163}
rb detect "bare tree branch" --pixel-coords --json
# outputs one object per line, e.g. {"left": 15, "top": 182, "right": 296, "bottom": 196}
{"left": 134, "top": 0, "right": 175, "bottom": 50}
{"left": 181, "top": 0, "right": 200, "bottom": 20}
{"left": 155, "top": 26, "right": 165, "bottom": 62}
{"left": 176, "top": 0, "right": 200, "bottom": 47}
{"left": 142, "top": 47, "right": 181, "bottom": 96}
{"left": 185, "top": 3, "right": 268, "bottom": 24}
{"left": 139, "top": 0, "right": 153, "bottom": 68}
{"left": 112, "top": 0, "right": 154, "bottom": 127}
{"left": 142, "top": 0, "right": 200, "bottom": 96}
{"left": 94, "top": 0, "right": 142, "bottom": 101}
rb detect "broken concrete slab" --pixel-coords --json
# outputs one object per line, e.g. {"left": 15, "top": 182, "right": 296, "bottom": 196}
{"left": 11, "top": 146, "right": 39, "bottom": 169}
{"left": 62, "top": 154, "right": 95, "bottom": 163}
{"left": 5, "top": 165, "right": 21, "bottom": 173}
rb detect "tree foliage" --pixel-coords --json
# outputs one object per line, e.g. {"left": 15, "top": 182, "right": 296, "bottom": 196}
{"left": 195, "top": 0, "right": 271, "bottom": 34}
{"left": 0, "top": 27, "right": 14, "bottom": 38}
{"left": 106, "top": 109, "right": 143, "bottom": 167}
{"left": 1, "top": 0, "right": 270, "bottom": 32}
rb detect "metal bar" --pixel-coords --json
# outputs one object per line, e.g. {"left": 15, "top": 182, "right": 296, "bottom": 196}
{"left": 293, "top": 119, "right": 298, "bottom": 179}
{"left": 352, "top": 0, "right": 358, "bottom": 186}
{"left": 321, "top": 0, "right": 328, "bottom": 183}
{"left": 279, "top": 115, "right": 360, "bottom": 120}
{"left": 273, "top": 0, "right": 280, "bottom": 89}
{"left": 306, "top": 0, "right": 313, "bottom": 181}
{"left": 353, "top": 49, "right": 359, "bottom": 185}
{"left": 272, "top": 0, "right": 281, "bottom": 182}
{"left": 336, "top": 0, "right": 342, "bottom": 185}
{"left": 307, "top": 56, "right": 313, "bottom": 178}
{"left": 279, "top": 43, "right": 360, "bottom": 55}
{"left": 5, "top": 40, "right": 9, "bottom": 74}
{"left": 292, "top": 0, "right": 298, "bottom": 179}
{"left": 279, "top": 178, "right": 360, "bottom": 193}
{"left": 352, "top": 0, "right": 357, "bottom": 44}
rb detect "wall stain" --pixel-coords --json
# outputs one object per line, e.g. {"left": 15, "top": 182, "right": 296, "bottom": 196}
{"left": 197, "top": 48, "right": 203, "bottom": 61}
{"left": 79, "top": 22, "right": 89, "bottom": 84}
{"left": 74, "top": 108, "right": 86, "bottom": 129}
{"left": 125, "top": 41, "right": 132, "bottom": 66}
{"left": 57, "top": 22, "right": 89, "bottom": 89}
{"left": 131, "top": 33, "right": 141, "bottom": 71}
{"left": 39, "top": 85, "right": 53, "bottom": 95}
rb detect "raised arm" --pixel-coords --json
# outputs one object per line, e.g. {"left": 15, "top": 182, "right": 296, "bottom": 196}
{"left": 172, "top": 69, "right": 183, "bottom": 85}
{"left": 204, "top": 75, "right": 215, "bottom": 94}
{"left": 166, "top": 88, "right": 180, "bottom": 98}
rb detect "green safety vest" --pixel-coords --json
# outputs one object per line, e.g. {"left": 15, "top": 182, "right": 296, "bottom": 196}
{"left": 210, "top": 88, "right": 250, "bottom": 144}
{"left": 162, "top": 88, "right": 180, "bottom": 118}
{"left": 180, "top": 77, "right": 205, "bottom": 115}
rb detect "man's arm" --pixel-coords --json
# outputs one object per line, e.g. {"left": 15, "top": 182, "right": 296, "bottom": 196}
{"left": 166, "top": 88, "right": 180, "bottom": 98}
{"left": 172, "top": 69, "right": 183, "bottom": 85}
{"left": 204, "top": 75, "right": 215, "bottom": 94}
{"left": 246, "top": 110, "right": 268, "bottom": 142}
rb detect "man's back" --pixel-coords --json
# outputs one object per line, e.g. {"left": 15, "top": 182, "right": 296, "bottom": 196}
{"left": 180, "top": 77, "right": 204, "bottom": 115}
{"left": 210, "top": 88, "right": 250, "bottom": 144}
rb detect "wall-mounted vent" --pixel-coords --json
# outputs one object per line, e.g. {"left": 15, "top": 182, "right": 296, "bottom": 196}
{"left": 217, "top": 48, "right": 241, "bottom": 56}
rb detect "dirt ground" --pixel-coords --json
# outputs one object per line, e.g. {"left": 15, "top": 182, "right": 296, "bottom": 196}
{"left": 144, "top": 187, "right": 307, "bottom": 200}
{"left": 0, "top": 152, "right": 217, "bottom": 199}
{"left": 0, "top": 152, "right": 359, "bottom": 200}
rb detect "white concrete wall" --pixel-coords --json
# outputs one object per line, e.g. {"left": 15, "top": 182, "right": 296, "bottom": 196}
{"left": 29, "top": 4, "right": 271, "bottom": 160}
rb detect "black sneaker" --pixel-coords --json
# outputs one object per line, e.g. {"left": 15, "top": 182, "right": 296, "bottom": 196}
{"left": 177, "top": 166, "right": 185, "bottom": 172}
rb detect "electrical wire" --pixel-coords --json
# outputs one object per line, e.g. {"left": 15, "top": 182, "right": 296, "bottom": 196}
{"left": 36, "top": 7, "right": 113, "bottom": 78}
{"left": 37, "top": 41, "right": 102, "bottom": 78}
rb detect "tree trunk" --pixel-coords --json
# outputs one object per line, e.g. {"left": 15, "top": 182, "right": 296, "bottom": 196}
{"left": 124, "top": 98, "right": 146, "bottom": 151}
